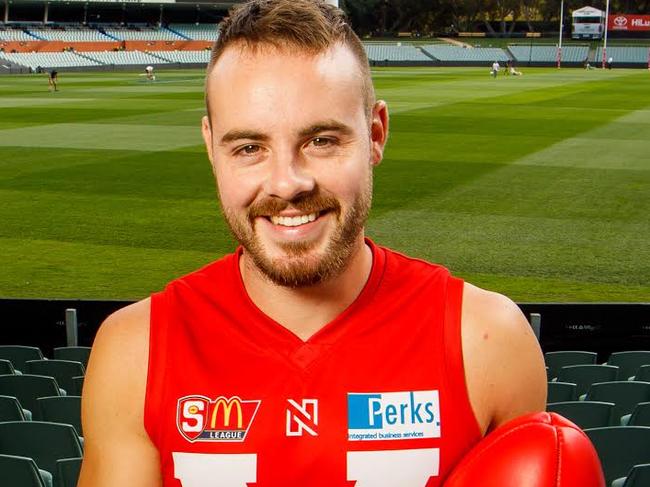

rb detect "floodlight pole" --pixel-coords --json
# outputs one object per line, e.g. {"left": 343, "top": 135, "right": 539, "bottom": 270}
{"left": 602, "top": 0, "right": 610, "bottom": 68}
{"left": 557, "top": 0, "right": 564, "bottom": 68}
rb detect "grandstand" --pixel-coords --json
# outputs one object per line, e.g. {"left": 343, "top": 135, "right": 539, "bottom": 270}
{"left": 3, "top": 20, "right": 650, "bottom": 71}
{"left": 508, "top": 45, "right": 589, "bottom": 65}
{"left": 169, "top": 23, "right": 219, "bottom": 41}
{"left": 0, "top": 51, "right": 99, "bottom": 70}
{"left": 364, "top": 44, "right": 431, "bottom": 63}
{"left": 100, "top": 26, "right": 184, "bottom": 41}
{"left": 0, "top": 26, "right": 39, "bottom": 41}
{"left": 82, "top": 50, "right": 168, "bottom": 66}
{"left": 422, "top": 44, "right": 511, "bottom": 63}
{"left": 154, "top": 50, "right": 211, "bottom": 64}
{"left": 0, "top": 49, "right": 214, "bottom": 70}
{"left": 595, "top": 46, "right": 650, "bottom": 66}
{"left": 25, "top": 26, "right": 113, "bottom": 42}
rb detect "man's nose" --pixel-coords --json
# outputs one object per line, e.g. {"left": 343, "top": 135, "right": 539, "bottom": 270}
{"left": 264, "top": 151, "right": 316, "bottom": 201}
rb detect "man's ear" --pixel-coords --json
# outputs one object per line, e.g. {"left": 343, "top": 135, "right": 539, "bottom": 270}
{"left": 201, "top": 115, "right": 215, "bottom": 165}
{"left": 370, "top": 100, "right": 389, "bottom": 166}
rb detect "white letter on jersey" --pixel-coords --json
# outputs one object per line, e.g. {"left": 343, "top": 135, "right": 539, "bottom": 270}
{"left": 173, "top": 452, "right": 257, "bottom": 487}
{"left": 347, "top": 449, "right": 439, "bottom": 486}
{"left": 181, "top": 400, "right": 205, "bottom": 432}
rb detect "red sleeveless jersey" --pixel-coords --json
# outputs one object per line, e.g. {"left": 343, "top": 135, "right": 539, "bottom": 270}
{"left": 145, "top": 240, "right": 481, "bottom": 486}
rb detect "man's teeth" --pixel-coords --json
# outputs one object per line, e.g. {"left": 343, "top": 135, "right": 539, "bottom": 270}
{"left": 270, "top": 212, "right": 318, "bottom": 227}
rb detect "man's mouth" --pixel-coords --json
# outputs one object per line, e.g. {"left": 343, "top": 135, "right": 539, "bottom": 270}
{"left": 269, "top": 212, "right": 320, "bottom": 227}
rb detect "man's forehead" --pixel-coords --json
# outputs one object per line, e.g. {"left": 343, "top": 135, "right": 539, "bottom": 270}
{"left": 206, "top": 41, "right": 364, "bottom": 99}
{"left": 205, "top": 41, "right": 367, "bottom": 131}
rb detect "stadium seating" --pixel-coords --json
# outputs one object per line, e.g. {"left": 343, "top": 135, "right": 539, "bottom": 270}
{"left": 613, "top": 463, "right": 650, "bottom": 487}
{"left": 507, "top": 45, "right": 589, "bottom": 63}
{"left": 36, "top": 396, "right": 82, "bottom": 436}
{"left": 169, "top": 23, "right": 219, "bottom": 41}
{"left": 363, "top": 44, "right": 431, "bottom": 62}
{"left": 632, "top": 365, "right": 650, "bottom": 382}
{"left": 544, "top": 350, "right": 597, "bottom": 380}
{"left": 421, "top": 44, "right": 509, "bottom": 62}
{"left": 546, "top": 401, "right": 614, "bottom": 430}
{"left": 70, "top": 376, "right": 84, "bottom": 397}
{"left": 606, "top": 351, "right": 650, "bottom": 381}
{"left": 595, "top": 46, "right": 650, "bottom": 64}
{"left": 0, "top": 52, "right": 100, "bottom": 70}
{"left": 0, "top": 358, "right": 17, "bottom": 375}
{"left": 153, "top": 50, "right": 211, "bottom": 64}
{"left": 547, "top": 381, "right": 577, "bottom": 403}
{"left": 0, "top": 346, "right": 44, "bottom": 373}
{"left": 0, "top": 27, "right": 38, "bottom": 41}
{"left": 101, "top": 26, "right": 183, "bottom": 41}
{"left": 0, "top": 421, "right": 83, "bottom": 477}
{"left": 53, "top": 347, "right": 91, "bottom": 369}
{"left": 585, "top": 426, "right": 650, "bottom": 487}
{"left": 0, "top": 395, "right": 30, "bottom": 422}
{"left": 56, "top": 457, "right": 82, "bottom": 487}
{"left": 0, "top": 48, "right": 210, "bottom": 70}
{"left": 0, "top": 453, "right": 51, "bottom": 487}
{"left": 584, "top": 381, "right": 650, "bottom": 425}
{"left": 25, "top": 360, "right": 85, "bottom": 395}
{"left": 624, "top": 402, "right": 650, "bottom": 427}
{"left": 83, "top": 50, "right": 167, "bottom": 66}
{"left": 557, "top": 364, "right": 619, "bottom": 397}
{"left": 26, "top": 26, "right": 112, "bottom": 42}
{"left": 0, "top": 374, "right": 64, "bottom": 414}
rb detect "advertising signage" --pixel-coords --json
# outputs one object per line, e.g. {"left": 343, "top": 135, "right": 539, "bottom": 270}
{"left": 609, "top": 14, "right": 650, "bottom": 31}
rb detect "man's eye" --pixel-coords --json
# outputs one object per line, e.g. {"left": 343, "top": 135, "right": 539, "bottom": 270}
{"left": 238, "top": 144, "right": 260, "bottom": 155}
{"left": 311, "top": 137, "right": 333, "bottom": 148}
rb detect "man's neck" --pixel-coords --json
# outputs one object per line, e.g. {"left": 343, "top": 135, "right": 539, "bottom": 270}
{"left": 239, "top": 237, "right": 373, "bottom": 342}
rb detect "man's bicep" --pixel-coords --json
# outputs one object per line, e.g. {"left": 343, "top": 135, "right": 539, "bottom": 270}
{"left": 78, "top": 301, "right": 161, "bottom": 486}
{"left": 79, "top": 429, "right": 162, "bottom": 486}
{"left": 487, "top": 298, "right": 547, "bottom": 427}
{"left": 463, "top": 285, "right": 547, "bottom": 433}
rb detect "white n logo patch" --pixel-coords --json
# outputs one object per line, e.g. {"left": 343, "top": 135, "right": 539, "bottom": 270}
{"left": 286, "top": 399, "right": 318, "bottom": 436}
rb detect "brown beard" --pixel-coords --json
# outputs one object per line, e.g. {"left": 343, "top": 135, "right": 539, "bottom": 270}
{"left": 222, "top": 174, "right": 372, "bottom": 288}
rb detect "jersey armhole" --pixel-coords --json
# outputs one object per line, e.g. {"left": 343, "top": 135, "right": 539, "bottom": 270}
{"left": 443, "top": 276, "right": 482, "bottom": 437}
{"left": 144, "top": 290, "right": 169, "bottom": 448}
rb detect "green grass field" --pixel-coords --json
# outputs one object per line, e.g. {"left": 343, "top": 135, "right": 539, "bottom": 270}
{"left": 0, "top": 67, "right": 648, "bottom": 302}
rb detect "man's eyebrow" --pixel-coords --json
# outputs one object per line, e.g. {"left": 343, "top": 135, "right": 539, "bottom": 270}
{"left": 219, "top": 130, "right": 270, "bottom": 145}
{"left": 298, "top": 120, "right": 354, "bottom": 138}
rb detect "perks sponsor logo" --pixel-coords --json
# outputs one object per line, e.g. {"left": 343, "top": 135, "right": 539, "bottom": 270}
{"left": 177, "top": 395, "right": 260, "bottom": 442}
{"left": 347, "top": 390, "right": 440, "bottom": 441}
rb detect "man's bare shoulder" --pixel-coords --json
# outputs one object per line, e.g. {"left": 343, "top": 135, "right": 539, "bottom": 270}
{"left": 84, "top": 298, "right": 151, "bottom": 417}
{"left": 94, "top": 298, "right": 151, "bottom": 349}
{"left": 87, "top": 298, "right": 148, "bottom": 364}
{"left": 462, "top": 283, "right": 529, "bottom": 335}
{"left": 461, "top": 282, "right": 547, "bottom": 433}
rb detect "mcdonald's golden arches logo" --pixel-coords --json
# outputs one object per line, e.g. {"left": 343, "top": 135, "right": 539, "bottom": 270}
{"left": 177, "top": 395, "right": 261, "bottom": 442}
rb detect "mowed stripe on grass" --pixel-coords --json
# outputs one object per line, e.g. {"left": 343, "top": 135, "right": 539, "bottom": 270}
{"left": 0, "top": 67, "right": 648, "bottom": 301}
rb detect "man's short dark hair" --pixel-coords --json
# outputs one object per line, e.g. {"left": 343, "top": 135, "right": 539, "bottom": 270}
{"left": 205, "top": 0, "right": 374, "bottom": 119}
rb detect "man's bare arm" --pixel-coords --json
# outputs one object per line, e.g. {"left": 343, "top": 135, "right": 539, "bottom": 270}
{"left": 462, "top": 283, "right": 547, "bottom": 435}
{"left": 78, "top": 298, "right": 162, "bottom": 487}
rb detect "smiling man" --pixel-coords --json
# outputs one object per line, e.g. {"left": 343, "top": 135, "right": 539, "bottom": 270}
{"left": 77, "top": 1, "right": 603, "bottom": 487}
